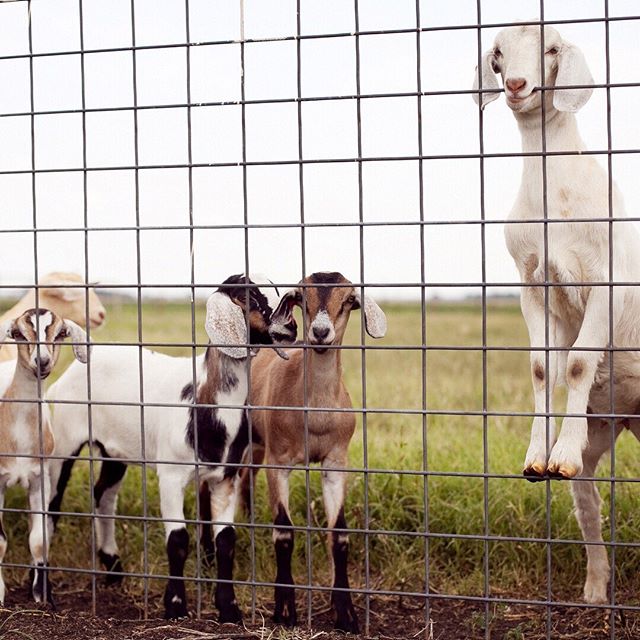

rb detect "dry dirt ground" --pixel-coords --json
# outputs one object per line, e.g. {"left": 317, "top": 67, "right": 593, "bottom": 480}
{"left": 0, "top": 580, "right": 639, "bottom": 640}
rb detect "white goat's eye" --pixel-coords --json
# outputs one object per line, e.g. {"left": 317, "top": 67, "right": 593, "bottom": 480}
{"left": 494, "top": 47, "right": 502, "bottom": 57}
{"left": 546, "top": 46, "right": 559, "bottom": 55}
{"left": 11, "top": 329, "right": 22, "bottom": 340}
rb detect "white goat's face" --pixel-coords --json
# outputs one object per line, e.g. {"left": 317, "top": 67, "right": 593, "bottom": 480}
{"left": 473, "top": 25, "right": 594, "bottom": 114}
{"left": 492, "top": 26, "right": 562, "bottom": 112}
{"left": 40, "top": 272, "right": 107, "bottom": 330}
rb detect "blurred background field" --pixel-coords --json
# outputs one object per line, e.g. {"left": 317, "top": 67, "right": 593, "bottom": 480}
{"left": 1, "top": 298, "right": 639, "bottom": 618}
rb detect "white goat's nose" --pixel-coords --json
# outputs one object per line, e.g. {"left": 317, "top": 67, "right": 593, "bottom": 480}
{"left": 506, "top": 77, "right": 526, "bottom": 93}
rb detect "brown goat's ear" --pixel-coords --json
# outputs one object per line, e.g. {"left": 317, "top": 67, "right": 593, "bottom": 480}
{"left": 205, "top": 291, "right": 248, "bottom": 359}
{"left": 354, "top": 293, "right": 387, "bottom": 339}
{"left": 63, "top": 319, "right": 89, "bottom": 363}
{"left": 271, "top": 288, "right": 301, "bottom": 323}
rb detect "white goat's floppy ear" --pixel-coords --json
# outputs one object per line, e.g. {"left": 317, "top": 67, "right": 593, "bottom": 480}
{"left": 44, "top": 283, "right": 83, "bottom": 302}
{"left": 204, "top": 291, "right": 248, "bottom": 359}
{"left": 353, "top": 293, "right": 387, "bottom": 339}
{"left": 553, "top": 42, "right": 593, "bottom": 112}
{"left": 0, "top": 320, "right": 14, "bottom": 347}
{"left": 472, "top": 50, "right": 501, "bottom": 109}
{"left": 63, "top": 319, "right": 89, "bottom": 363}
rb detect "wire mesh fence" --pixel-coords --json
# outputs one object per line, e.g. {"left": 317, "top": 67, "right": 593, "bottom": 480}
{"left": 0, "top": 0, "right": 638, "bottom": 638}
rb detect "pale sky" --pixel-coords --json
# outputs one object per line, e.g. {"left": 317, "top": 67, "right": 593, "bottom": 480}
{"left": 0, "top": 0, "right": 638, "bottom": 300}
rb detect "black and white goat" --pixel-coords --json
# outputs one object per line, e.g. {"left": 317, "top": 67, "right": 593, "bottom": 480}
{"left": 0, "top": 308, "right": 87, "bottom": 605}
{"left": 46, "top": 275, "right": 289, "bottom": 620}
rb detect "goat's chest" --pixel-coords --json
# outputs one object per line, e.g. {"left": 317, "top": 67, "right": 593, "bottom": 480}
{"left": 0, "top": 415, "right": 52, "bottom": 489}
{"left": 186, "top": 378, "right": 249, "bottom": 470}
{"left": 505, "top": 217, "right": 609, "bottom": 323}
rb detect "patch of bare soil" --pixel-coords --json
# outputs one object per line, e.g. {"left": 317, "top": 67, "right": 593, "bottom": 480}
{"left": 1, "top": 580, "right": 639, "bottom": 640}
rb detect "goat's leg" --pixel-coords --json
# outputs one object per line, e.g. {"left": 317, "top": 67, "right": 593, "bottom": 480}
{"left": 239, "top": 443, "right": 265, "bottom": 516}
{"left": 94, "top": 459, "right": 127, "bottom": 585}
{"left": 159, "top": 470, "right": 190, "bottom": 619}
{"left": 321, "top": 457, "right": 358, "bottom": 633}
{"left": 0, "top": 487, "right": 7, "bottom": 604}
{"left": 47, "top": 443, "right": 83, "bottom": 535}
{"left": 548, "top": 287, "right": 618, "bottom": 478}
{"left": 571, "top": 419, "right": 621, "bottom": 603}
{"left": 209, "top": 475, "right": 242, "bottom": 623}
{"left": 520, "top": 287, "right": 560, "bottom": 478}
{"left": 266, "top": 465, "right": 296, "bottom": 626}
{"left": 28, "top": 472, "right": 54, "bottom": 606}
{"left": 198, "top": 482, "right": 215, "bottom": 568}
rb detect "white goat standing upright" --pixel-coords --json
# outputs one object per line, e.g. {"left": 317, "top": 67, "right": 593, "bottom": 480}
{"left": 473, "top": 25, "right": 640, "bottom": 603}
{"left": 0, "top": 308, "right": 87, "bottom": 605}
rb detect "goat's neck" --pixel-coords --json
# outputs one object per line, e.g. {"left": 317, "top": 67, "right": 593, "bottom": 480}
{"left": 201, "top": 347, "right": 248, "bottom": 402}
{"left": 1, "top": 363, "right": 42, "bottom": 430}
{"left": 515, "top": 107, "right": 585, "bottom": 156}
{"left": 303, "top": 348, "right": 343, "bottom": 399}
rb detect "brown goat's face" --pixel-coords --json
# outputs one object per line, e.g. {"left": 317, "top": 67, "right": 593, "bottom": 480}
{"left": 1, "top": 309, "right": 89, "bottom": 378}
{"left": 303, "top": 273, "right": 356, "bottom": 353}
{"left": 269, "top": 272, "right": 359, "bottom": 354}
{"left": 6, "top": 309, "right": 67, "bottom": 379}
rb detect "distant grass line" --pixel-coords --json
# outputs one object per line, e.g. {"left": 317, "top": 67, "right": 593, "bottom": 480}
{"left": 1, "top": 300, "right": 639, "bottom": 615}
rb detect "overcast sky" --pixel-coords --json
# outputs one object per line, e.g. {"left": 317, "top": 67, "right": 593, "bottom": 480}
{"left": 0, "top": 0, "right": 638, "bottom": 300}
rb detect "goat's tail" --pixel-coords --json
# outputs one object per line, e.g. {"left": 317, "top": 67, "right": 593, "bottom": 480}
{"left": 239, "top": 443, "right": 265, "bottom": 516}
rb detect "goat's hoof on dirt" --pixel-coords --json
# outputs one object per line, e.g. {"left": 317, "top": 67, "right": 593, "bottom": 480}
{"left": 584, "top": 581, "right": 608, "bottom": 604}
{"left": 273, "top": 609, "right": 297, "bottom": 628}
{"left": 30, "top": 565, "right": 56, "bottom": 609}
{"left": 335, "top": 613, "right": 359, "bottom": 634}
{"left": 164, "top": 596, "right": 188, "bottom": 620}
{"left": 218, "top": 603, "right": 242, "bottom": 624}
{"left": 99, "top": 552, "right": 124, "bottom": 586}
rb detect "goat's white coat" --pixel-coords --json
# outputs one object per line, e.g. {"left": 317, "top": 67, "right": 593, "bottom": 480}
{"left": 474, "top": 24, "right": 640, "bottom": 604}
{"left": 47, "top": 280, "right": 281, "bottom": 619}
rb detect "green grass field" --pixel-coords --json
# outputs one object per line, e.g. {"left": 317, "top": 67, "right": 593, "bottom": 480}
{"left": 2, "top": 299, "right": 640, "bottom": 619}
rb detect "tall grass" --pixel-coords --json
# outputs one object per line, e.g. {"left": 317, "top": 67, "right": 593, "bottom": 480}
{"left": 2, "top": 299, "right": 639, "bottom": 614}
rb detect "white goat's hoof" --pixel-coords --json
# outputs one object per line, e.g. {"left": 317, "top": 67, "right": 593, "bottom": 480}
{"left": 523, "top": 461, "right": 547, "bottom": 481}
{"left": 546, "top": 440, "right": 583, "bottom": 479}
{"left": 584, "top": 579, "right": 608, "bottom": 604}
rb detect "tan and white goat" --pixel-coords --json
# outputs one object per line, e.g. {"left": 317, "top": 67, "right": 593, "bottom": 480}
{"left": 0, "top": 272, "right": 105, "bottom": 363}
{"left": 241, "top": 272, "right": 385, "bottom": 632}
{"left": 0, "top": 308, "right": 87, "bottom": 605}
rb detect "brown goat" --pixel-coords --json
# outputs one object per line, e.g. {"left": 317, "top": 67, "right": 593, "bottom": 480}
{"left": 0, "top": 308, "right": 87, "bottom": 605}
{"left": 244, "top": 272, "right": 386, "bottom": 632}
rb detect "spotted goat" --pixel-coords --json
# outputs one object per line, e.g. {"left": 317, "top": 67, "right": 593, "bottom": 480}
{"left": 46, "top": 274, "right": 291, "bottom": 621}
{"left": 0, "top": 308, "right": 88, "bottom": 606}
